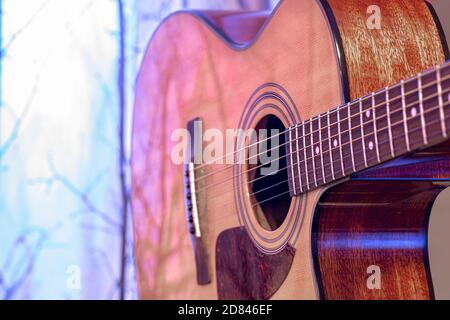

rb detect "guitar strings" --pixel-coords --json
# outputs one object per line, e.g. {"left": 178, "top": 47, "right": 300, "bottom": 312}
{"left": 193, "top": 64, "right": 450, "bottom": 173}
{"left": 194, "top": 87, "right": 450, "bottom": 194}
{"left": 252, "top": 115, "right": 450, "bottom": 209}
{"left": 203, "top": 99, "right": 450, "bottom": 204}
{"left": 206, "top": 110, "right": 450, "bottom": 210}
{"left": 253, "top": 99, "right": 449, "bottom": 191}
{"left": 195, "top": 79, "right": 450, "bottom": 188}
{"left": 193, "top": 70, "right": 450, "bottom": 183}
{"left": 201, "top": 95, "right": 450, "bottom": 197}
{"left": 193, "top": 64, "right": 449, "bottom": 171}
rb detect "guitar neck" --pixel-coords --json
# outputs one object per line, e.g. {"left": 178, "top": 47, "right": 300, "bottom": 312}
{"left": 286, "top": 61, "right": 450, "bottom": 196}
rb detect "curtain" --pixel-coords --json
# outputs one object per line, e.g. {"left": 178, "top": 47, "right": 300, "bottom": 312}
{"left": 0, "top": 0, "right": 277, "bottom": 300}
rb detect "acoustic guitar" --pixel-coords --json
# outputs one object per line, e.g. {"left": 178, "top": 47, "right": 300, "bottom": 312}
{"left": 131, "top": 0, "right": 450, "bottom": 299}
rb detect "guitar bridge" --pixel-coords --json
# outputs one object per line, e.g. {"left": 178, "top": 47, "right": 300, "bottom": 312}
{"left": 184, "top": 118, "right": 211, "bottom": 285}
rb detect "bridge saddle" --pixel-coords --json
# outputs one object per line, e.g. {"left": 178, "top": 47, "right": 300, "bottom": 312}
{"left": 184, "top": 162, "right": 201, "bottom": 237}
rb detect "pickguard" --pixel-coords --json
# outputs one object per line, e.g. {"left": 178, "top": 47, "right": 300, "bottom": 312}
{"left": 216, "top": 227, "right": 295, "bottom": 300}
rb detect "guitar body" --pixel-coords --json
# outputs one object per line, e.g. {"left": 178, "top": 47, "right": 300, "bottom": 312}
{"left": 131, "top": 0, "right": 450, "bottom": 299}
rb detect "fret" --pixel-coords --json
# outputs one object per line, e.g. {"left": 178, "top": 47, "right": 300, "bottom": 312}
{"left": 329, "top": 108, "right": 344, "bottom": 178}
{"left": 347, "top": 103, "right": 356, "bottom": 171}
{"left": 359, "top": 99, "right": 368, "bottom": 168}
{"left": 338, "top": 104, "right": 353, "bottom": 174}
{"left": 374, "top": 90, "right": 391, "bottom": 162}
{"left": 418, "top": 74, "right": 428, "bottom": 145}
{"left": 290, "top": 126, "right": 301, "bottom": 194}
{"left": 361, "top": 95, "right": 378, "bottom": 167}
{"left": 404, "top": 77, "right": 425, "bottom": 149}
{"left": 287, "top": 128, "right": 297, "bottom": 195}
{"left": 286, "top": 62, "right": 450, "bottom": 193}
{"left": 439, "top": 64, "right": 450, "bottom": 136}
{"left": 401, "top": 80, "right": 411, "bottom": 151}
{"left": 309, "top": 120, "right": 318, "bottom": 187}
{"left": 421, "top": 70, "right": 444, "bottom": 143}
{"left": 349, "top": 100, "right": 365, "bottom": 171}
{"left": 294, "top": 125, "right": 304, "bottom": 193}
{"left": 302, "top": 123, "right": 310, "bottom": 189}
{"left": 283, "top": 62, "right": 450, "bottom": 193}
{"left": 327, "top": 111, "right": 336, "bottom": 180}
{"left": 385, "top": 88, "right": 395, "bottom": 158}
{"left": 387, "top": 84, "right": 408, "bottom": 155}
{"left": 371, "top": 92, "right": 381, "bottom": 162}
{"left": 304, "top": 120, "right": 316, "bottom": 188}
{"left": 437, "top": 66, "right": 447, "bottom": 138}
{"left": 320, "top": 113, "right": 332, "bottom": 182}
{"left": 312, "top": 117, "right": 324, "bottom": 186}
{"left": 318, "top": 115, "right": 326, "bottom": 183}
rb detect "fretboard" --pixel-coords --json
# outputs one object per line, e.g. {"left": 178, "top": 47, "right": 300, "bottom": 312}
{"left": 285, "top": 61, "right": 450, "bottom": 196}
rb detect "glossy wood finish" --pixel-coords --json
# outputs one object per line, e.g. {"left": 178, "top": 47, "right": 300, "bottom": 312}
{"left": 327, "top": 0, "right": 446, "bottom": 101}
{"left": 132, "top": 0, "right": 343, "bottom": 299}
{"left": 354, "top": 142, "right": 450, "bottom": 180}
{"left": 314, "top": 0, "right": 450, "bottom": 300}
{"left": 337, "top": 0, "right": 450, "bottom": 181}
{"left": 313, "top": 181, "right": 444, "bottom": 299}
{"left": 131, "top": 0, "right": 449, "bottom": 300}
{"left": 285, "top": 61, "right": 450, "bottom": 196}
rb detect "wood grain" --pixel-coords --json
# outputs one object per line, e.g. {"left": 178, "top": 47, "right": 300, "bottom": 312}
{"left": 314, "top": 180, "right": 444, "bottom": 299}
{"left": 131, "top": 0, "right": 343, "bottom": 299}
{"left": 313, "top": 0, "right": 449, "bottom": 300}
{"left": 326, "top": 0, "right": 446, "bottom": 100}
{"left": 131, "top": 0, "right": 449, "bottom": 300}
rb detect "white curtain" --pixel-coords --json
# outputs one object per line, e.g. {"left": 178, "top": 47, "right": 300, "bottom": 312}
{"left": 0, "top": 0, "right": 277, "bottom": 300}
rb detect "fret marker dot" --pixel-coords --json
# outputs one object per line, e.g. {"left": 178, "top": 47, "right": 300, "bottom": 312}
{"left": 315, "top": 146, "right": 320, "bottom": 155}
{"left": 447, "top": 92, "right": 450, "bottom": 102}
{"left": 368, "top": 141, "right": 374, "bottom": 151}
{"left": 333, "top": 139, "right": 338, "bottom": 147}
{"left": 366, "top": 110, "right": 371, "bottom": 118}
{"left": 411, "top": 107, "right": 417, "bottom": 117}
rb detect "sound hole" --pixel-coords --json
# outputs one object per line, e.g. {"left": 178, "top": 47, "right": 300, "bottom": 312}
{"left": 248, "top": 115, "right": 291, "bottom": 231}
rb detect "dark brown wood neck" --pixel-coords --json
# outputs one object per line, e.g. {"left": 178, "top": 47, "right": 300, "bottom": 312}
{"left": 286, "top": 61, "right": 450, "bottom": 196}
